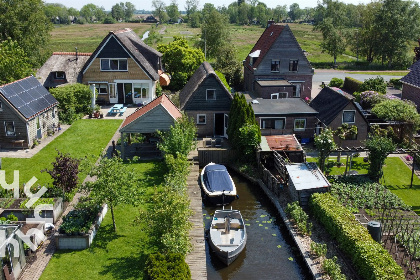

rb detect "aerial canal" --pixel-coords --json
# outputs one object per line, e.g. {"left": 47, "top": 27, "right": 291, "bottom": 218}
{"left": 202, "top": 169, "right": 310, "bottom": 279}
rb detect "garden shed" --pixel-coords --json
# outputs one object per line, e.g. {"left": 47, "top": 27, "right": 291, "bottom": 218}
{"left": 286, "top": 162, "right": 330, "bottom": 208}
{"left": 0, "top": 224, "right": 27, "bottom": 280}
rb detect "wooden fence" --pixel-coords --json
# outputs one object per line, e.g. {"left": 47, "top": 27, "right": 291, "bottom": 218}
{"left": 198, "top": 148, "right": 235, "bottom": 167}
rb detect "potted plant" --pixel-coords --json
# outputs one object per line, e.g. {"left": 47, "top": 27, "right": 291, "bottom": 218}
{"left": 94, "top": 105, "right": 101, "bottom": 118}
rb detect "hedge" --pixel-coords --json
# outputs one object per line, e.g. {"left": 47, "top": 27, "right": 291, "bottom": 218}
{"left": 310, "top": 193, "right": 404, "bottom": 280}
{"left": 342, "top": 77, "right": 362, "bottom": 93}
{"left": 146, "top": 253, "right": 191, "bottom": 280}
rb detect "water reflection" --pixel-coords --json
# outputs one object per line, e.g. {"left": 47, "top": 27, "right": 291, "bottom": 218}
{"left": 203, "top": 170, "right": 309, "bottom": 280}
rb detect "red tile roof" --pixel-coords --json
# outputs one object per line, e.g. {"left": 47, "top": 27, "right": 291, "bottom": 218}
{"left": 52, "top": 52, "right": 92, "bottom": 56}
{"left": 244, "top": 24, "right": 286, "bottom": 72}
{"left": 120, "top": 94, "right": 182, "bottom": 129}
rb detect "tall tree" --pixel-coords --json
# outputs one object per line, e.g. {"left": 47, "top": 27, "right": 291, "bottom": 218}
{"left": 84, "top": 156, "right": 138, "bottom": 232}
{"left": 111, "top": 3, "right": 124, "bottom": 21}
{"left": 374, "top": 0, "right": 420, "bottom": 67}
{"left": 0, "top": 39, "right": 33, "bottom": 84}
{"left": 365, "top": 134, "right": 395, "bottom": 182}
{"left": 44, "top": 3, "right": 70, "bottom": 24}
{"left": 214, "top": 45, "right": 242, "bottom": 89}
{"left": 158, "top": 37, "right": 205, "bottom": 90}
{"left": 273, "top": 5, "right": 287, "bottom": 22}
{"left": 124, "top": 2, "right": 136, "bottom": 21}
{"left": 166, "top": 0, "right": 180, "bottom": 22}
{"left": 288, "top": 3, "right": 303, "bottom": 21}
{"left": 0, "top": 0, "right": 52, "bottom": 66}
{"left": 80, "top": 3, "right": 105, "bottom": 22}
{"left": 199, "top": 9, "right": 230, "bottom": 59}
{"left": 185, "top": 0, "right": 199, "bottom": 22}
{"left": 152, "top": 0, "right": 167, "bottom": 22}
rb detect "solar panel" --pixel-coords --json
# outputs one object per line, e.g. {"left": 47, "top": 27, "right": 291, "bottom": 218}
{"left": 0, "top": 76, "right": 57, "bottom": 119}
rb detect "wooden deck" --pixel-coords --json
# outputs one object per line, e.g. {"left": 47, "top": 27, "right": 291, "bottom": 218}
{"left": 185, "top": 148, "right": 207, "bottom": 279}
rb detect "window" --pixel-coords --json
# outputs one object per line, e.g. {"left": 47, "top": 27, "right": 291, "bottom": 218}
{"left": 289, "top": 59, "right": 298, "bottom": 71}
{"left": 206, "top": 89, "right": 216, "bottom": 100}
{"left": 133, "top": 83, "right": 149, "bottom": 99}
{"left": 55, "top": 72, "right": 65, "bottom": 79}
{"left": 294, "top": 119, "right": 306, "bottom": 131}
{"left": 100, "top": 59, "right": 128, "bottom": 71}
{"left": 4, "top": 121, "right": 15, "bottom": 136}
{"left": 343, "top": 111, "right": 355, "bottom": 123}
{"left": 271, "top": 60, "right": 280, "bottom": 72}
{"left": 197, "top": 114, "right": 206, "bottom": 124}
{"left": 261, "top": 118, "right": 285, "bottom": 129}
{"left": 95, "top": 84, "right": 108, "bottom": 95}
{"left": 271, "top": 93, "right": 279, "bottom": 99}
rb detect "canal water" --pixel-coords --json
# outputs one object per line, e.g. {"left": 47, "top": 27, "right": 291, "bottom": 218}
{"left": 203, "top": 170, "right": 309, "bottom": 280}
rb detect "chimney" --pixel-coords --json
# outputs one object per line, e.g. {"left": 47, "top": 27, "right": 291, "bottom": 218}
{"left": 267, "top": 19, "right": 275, "bottom": 28}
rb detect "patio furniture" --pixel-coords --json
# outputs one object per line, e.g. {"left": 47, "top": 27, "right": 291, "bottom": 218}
{"left": 107, "top": 104, "right": 124, "bottom": 115}
{"left": 215, "top": 138, "right": 222, "bottom": 147}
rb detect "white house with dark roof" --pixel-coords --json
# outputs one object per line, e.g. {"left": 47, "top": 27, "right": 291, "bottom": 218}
{"left": 0, "top": 76, "right": 59, "bottom": 148}
{"left": 81, "top": 28, "right": 170, "bottom": 105}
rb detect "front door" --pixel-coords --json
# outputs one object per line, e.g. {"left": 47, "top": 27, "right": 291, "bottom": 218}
{"left": 214, "top": 113, "right": 224, "bottom": 137}
{"left": 117, "top": 83, "right": 124, "bottom": 104}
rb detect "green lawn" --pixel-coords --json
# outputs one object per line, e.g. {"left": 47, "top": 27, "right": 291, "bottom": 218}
{"left": 308, "top": 156, "right": 420, "bottom": 214}
{"left": 2, "top": 119, "right": 122, "bottom": 191}
{"left": 40, "top": 160, "right": 166, "bottom": 280}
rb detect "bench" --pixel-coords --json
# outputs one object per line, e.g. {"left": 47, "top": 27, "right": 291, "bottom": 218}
{"left": 119, "top": 107, "right": 127, "bottom": 116}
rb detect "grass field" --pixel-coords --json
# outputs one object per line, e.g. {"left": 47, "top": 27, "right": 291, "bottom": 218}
{"left": 2, "top": 119, "right": 122, "bottom": 190}
{"left": 40, "top": 160, "right": 165, "bottom": 280}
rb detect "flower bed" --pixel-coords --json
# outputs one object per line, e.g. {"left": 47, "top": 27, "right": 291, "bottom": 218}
{"left": 0, "top": 198, "right": 63, "bottom": 223}
{"left": 55, "top": 201, "right": 107, "bottom": 250}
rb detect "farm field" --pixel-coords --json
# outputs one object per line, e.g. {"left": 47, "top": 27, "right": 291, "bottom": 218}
{"left": 43, "top": 22, "right": 356, "bottom": 68}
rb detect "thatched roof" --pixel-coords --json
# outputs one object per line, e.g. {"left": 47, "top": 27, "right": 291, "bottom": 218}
{"left": 36, "top": 52, "right": 91, "bottom": 88}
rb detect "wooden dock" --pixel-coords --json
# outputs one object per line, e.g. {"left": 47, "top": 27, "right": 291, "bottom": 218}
{"left": 185, "top": 149, "right": 207, "bottom": 279}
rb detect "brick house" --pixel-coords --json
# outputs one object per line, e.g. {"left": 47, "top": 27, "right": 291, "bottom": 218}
{"left": 179, "top": 62, "right": 232, "bottom": 138}
{"left": 310, "top": 87, "right": 368, "bottom": 147}
{"left": 401, "top": 59, "right": 420, "bottom": 112}
{"left": 243, "top": 23, "right": 314, "bottom": 100}
{"left": 81, "top": 28, "right": 169, "bottom": 105}
{"left": 0, "top": 76, "right": 59, "bottom": 148}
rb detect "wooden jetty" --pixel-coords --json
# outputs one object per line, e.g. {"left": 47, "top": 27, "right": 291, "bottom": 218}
{"left": 185, "top": 148, "right": 207, "bottom": 279}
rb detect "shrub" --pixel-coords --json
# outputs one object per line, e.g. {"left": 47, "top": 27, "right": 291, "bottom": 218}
{"left": 323, "top": 256, "right": 346, "bottom": 280}
{"left": 310, "top": 241, "right": 327, "bottom": 257}
{"left": 343, "top": 77, "right": 362, "bottom": 93}
{"left": 286, "top": 201, "right": 312, "bottom": 235}
{"left": 359, "top": 91, "right": 385, "bottom": 109}
{"left": 6, "top": 213, "right": 18, "bottom": 221}
{"left": 328, "top": 78, "right": 344, "bottom": 88}
{"left": 359, "top": 76, "right": 387, "bottom": 94}
{"left": 310, "top": 193, "right": 404, "bottom": 280}
{"left": 59, "top": 199, "right": 100, "bottom": 234}
{"left": 388, "top": 78, "right": 402, "bottom": 89}
{"left": 146, "top": 252, "right": 191, "bottom": 280}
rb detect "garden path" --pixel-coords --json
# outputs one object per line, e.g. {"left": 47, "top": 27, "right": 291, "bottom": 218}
{"left": 18, "top": 123, "right": 123, "bottom": 280}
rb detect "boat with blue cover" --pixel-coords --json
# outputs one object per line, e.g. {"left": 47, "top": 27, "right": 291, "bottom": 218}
{"left": 200, "top": 162, "right": 237, "bottom": 205}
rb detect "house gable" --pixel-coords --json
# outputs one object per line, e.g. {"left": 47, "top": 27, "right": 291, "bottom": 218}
{"left": 180, "top": 62, "right": 232, "bottom": 111}
{"left": 120, "top": 105, "right": 177, "bottom": 133}
{"left": 96, "top": 36, "right": 131, "bottom": 59}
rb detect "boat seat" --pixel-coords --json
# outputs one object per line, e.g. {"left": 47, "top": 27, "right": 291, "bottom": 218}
{"left": 232, "top": 231, "right": 242, "bottom": 245}
{"left": 212, "top": 223, "right": 225, "bottom": 229}
{"left": 230, "top": 223, "right": 242, "bottom": 229}
{"left": 211, "top": 230, "right": 222, "bottom": 245}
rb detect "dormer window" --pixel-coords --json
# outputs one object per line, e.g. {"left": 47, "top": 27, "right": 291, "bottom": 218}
{"left": 100, "top": 59, "right": 128, "bottom": 71}
{"left": 249, "top": 50, "right": 261, "bottom": 67}
{"left": 289, "top": 59, "right": 298, "bottom": 71}
{"left": 206, "top": 89, "right": 216, "bottom": 100}
{"left": 55, "top": 72, "right": 65, "bottom": 79}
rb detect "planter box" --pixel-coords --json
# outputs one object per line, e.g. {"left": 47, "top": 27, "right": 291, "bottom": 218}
{"left": 0, "top": 198, "right": 63, "bottom": 223}
{"left": 55, "top": 204, "right": 108, "bottom": 250}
